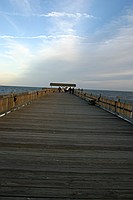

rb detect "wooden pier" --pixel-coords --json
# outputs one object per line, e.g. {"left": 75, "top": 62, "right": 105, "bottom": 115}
{"left": 0, "top": 92, "right": 133, "bottom": 199}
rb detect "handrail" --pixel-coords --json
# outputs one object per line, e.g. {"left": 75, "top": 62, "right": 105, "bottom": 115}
{"left": 0, "top": 88, "right": 57, "bottom": 116}
{"left": 75, "top": 89, "right": 133, "bottom": 124}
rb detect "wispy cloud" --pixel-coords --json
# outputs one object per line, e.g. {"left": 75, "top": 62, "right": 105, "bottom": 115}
{"left": 0, "top": 39, "right": 33, "bottom": 73}
{"left": 40, "top": 11, "right": 94, "bottom": 19}
{"left": 9, "top": 0, "right": 33, "bottom": 15}
{"left": 0, "top": 10, "right": 95, "bottom": 19}
{"left": 0, "top": 1, "right": 95, "bottom": 37}
{"left": 0, "top": 35, "right": 47, "bottom": 39}
{"left": 93, "top": 7, "right": 133, "bottom": 43}
{"left": 0, "top": 34, "right": 83, "bottom": 40}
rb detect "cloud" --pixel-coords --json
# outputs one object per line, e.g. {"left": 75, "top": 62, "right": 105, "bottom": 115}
{"left": 0, "top": 39, "right": 33, "bottom": 79}
{"left": 0, "top": 34, "right": 83, "bottom": 40}
{"left": 0, "top": 35, "right": 47, "bottom": 39}
{"left": 1, "top": 20, "right": 133, "bottom": 89}
{"left": 40, "top": 11, "right": 94, "bottom": 19}
{"left": 40, "top": 11, "right": 95, "bottom": 35}
{"left": 0, "top": 10, "right": 94, "bottom": 19}
{"left": 7, "top": 35, "right": 82, "bottom": 86}
{"left": 0, "top": 9, "right": 95, "bottom": 36}
{"left": 2, "top": 14, "right": 19, "bottom": 32}
{"left": 0, "top": 71, "right": 19, "bottom": 85}
{"left": 10, "top": 25, "right": 132, "bottom": 89}
{"left": 9, "top": 0, "right": 33, "bottom": 15}
{"left": 6, "top": 41, "right": 32, "bottom": 62}
{"left": 0, "top": 3, "right": 133, "bottom": 90}
{"left": 93, "top": 6, "right": 133, "bottom": 43}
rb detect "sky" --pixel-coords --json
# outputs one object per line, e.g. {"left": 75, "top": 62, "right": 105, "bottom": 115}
{"left": 0, "top": 0, "right": 133, "bottom": 90}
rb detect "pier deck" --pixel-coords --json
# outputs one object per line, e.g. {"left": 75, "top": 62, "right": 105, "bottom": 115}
{"left": 0, "top": 93, "right": 133, "bottom": 199}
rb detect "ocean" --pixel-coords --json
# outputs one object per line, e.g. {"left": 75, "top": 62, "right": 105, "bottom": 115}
{"left": 0, "top": 85, "right": 133, "bottom": 105}
{"left": 85, "top": 89, "right": 133, "bottom": 104}
{"left": 0, "top": 85, "right": 42, "bottom": 95}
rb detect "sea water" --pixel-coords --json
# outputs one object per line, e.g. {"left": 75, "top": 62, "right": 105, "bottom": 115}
{"left": 85, "top": 89, "right": 133, "bottom": 104}
{"left": 0, "top": 85, "right": 42, "bottom": 95}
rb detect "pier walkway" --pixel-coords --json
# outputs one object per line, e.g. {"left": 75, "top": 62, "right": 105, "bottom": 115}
{"left": 0, "top": 92, "right": 133, "bottom": 199}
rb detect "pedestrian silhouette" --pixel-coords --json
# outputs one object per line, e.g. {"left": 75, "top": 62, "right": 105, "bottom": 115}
{"left": 58, "top": 87, "right": 61, "bottom": 93}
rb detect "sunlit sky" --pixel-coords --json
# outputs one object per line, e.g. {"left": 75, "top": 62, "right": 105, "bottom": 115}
{"left": 0, "top": 0, "right": 133, "bottom": 90}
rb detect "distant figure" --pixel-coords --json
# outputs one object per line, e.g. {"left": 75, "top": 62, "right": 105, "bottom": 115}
{"left": 72, "top": 88, "right": 74, "bottom": 94}
{"left": 69, "top": 87, "right": 72, "bottom": 94}
{"left": 14, "top": 95, "right": 17, "bottom": 102}
{"left": 97, "top": 94, "right": 101, "bottom": 102}
{"left": 65, "top": 87, "right": 69, "bottom": 93}
{"left": 58, "top": 87, "right": 61, "bottom": 93}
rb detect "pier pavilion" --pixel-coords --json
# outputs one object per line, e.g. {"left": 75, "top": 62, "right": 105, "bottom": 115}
{"left": 50, "top": 82, "right": 76, "bottom": 87}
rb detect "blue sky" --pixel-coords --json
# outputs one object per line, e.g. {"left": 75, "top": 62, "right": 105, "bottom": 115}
{"left": 0, "top": 0, "right": 133, "bottom": 90}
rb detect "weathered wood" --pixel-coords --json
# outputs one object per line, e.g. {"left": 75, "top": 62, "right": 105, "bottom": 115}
{"left": 75, "top": 90, "right": 133, "bottom": 123}
{"left": 0, "top": 93, "right": 133, "bottom": 199}
{"left": 0, "top": 88, "right": 57, "bottom": 115}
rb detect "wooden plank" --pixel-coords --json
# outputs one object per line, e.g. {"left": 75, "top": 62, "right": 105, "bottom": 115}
{"left": 0, "top": 93, "right": 133, "bottom": 199}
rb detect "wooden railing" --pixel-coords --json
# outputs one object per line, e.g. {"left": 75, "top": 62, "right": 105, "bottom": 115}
{"left": 75, "top": 89, "right": 133, "bottom": 124}
{"left": 0, "top": 88, "right": 57, "bottom": 116}
{"left": 1, "top": 88, "right": 133, "bottom": 123}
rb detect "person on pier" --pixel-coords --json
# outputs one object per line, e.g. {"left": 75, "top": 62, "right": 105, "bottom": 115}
{"left": 69, "top": 87, "right": 72, "bottom": 94}
{"left": 58, "top": 87, "right": 61, "bottom": 93}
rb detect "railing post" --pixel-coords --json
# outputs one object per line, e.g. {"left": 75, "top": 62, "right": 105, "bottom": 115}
{"left": 115, "top": 101, "right": 117, "bottom": 114}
